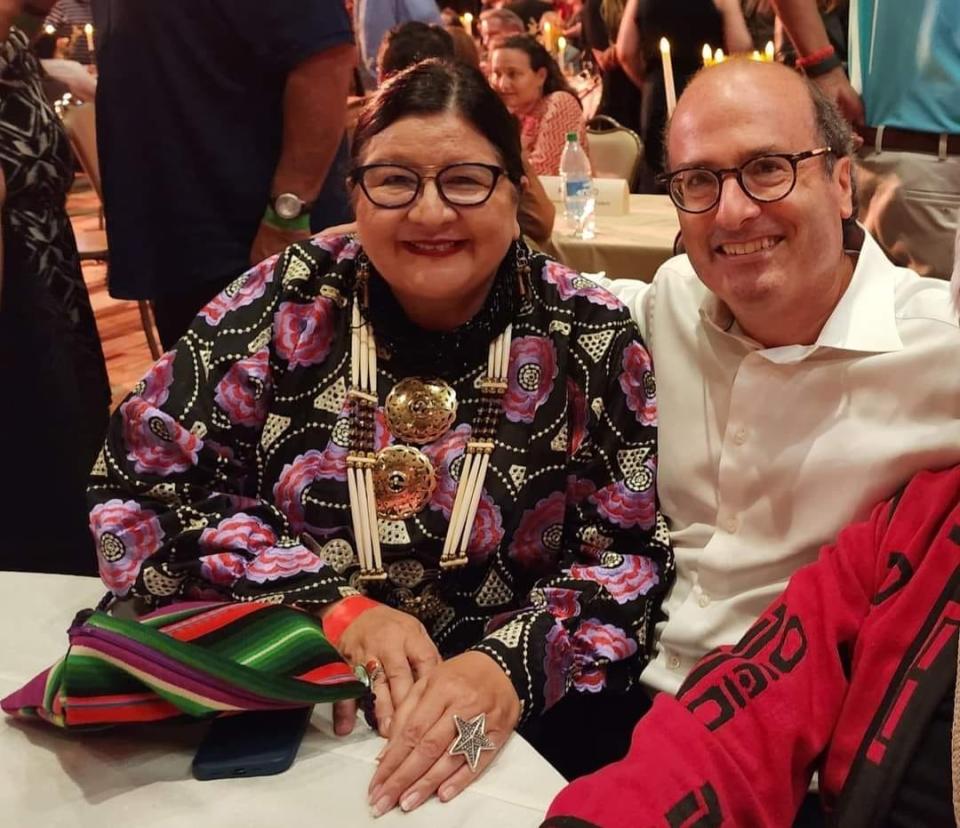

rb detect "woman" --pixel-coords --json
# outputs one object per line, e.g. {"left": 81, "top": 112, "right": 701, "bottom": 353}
{"left": 0, "top": 0, "right": 110, "bottom": 575}
{"left": 87, "top": 60, "right": 670, "bottom": 811}
{"left": 490, "top": 36, "right": 588, "bottom": 176}
{"left": 615, "top": 0, "right": 753, "bottom": 190}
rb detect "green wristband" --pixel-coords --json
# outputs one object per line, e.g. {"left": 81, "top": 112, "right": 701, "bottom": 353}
{"left": 263, "top": 205, "right": 310, "bottom": 233}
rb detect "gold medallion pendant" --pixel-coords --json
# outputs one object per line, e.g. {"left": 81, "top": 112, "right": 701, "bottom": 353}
{"left": 373, "top": 445, "right": 437, "bottom": 520}
{"left": 385, "top": 378, "right": 457, "bottom": 445}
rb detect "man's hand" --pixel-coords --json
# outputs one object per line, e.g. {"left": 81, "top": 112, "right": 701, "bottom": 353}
{"left": 249, "top": 219, "right": 311, "bottom": 265}
{"left": 814, "top": 66, "right": 865, "bottom": 129}
{"left": 366, "top": 651, "right": 521, "bottom": 817}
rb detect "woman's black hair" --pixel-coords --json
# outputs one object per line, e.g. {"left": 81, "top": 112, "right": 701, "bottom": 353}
{"left": 495, "top": 35, "right": 580, "bottom": 107}
{"left": 352, "top": 59, "right": 524, "bottom": 185}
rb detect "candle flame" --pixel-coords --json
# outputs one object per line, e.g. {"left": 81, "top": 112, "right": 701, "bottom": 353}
{"left": 659, "top": 37, "right": 670, "bottom": 55}
{"left": 544, "top": 21, "right": 552, "bottom": 33}
{"left": 464, "top": 12, "right": 473, "bottom": 24}
{"left": 714, "top": 48, "right": 726, "bottom": 63}
{"left": 702, "top": 44, "right": 713, "bottom": 65}
{"left": 765, "top": 40, "right": 775, "bottom": 61}
{"left": 84, "top": 23, "right": 93, "bottom": 35}
{"left": 44, "top": 24, "right": 55, "bottom": 35}
{"left": 557, "top": 36, "right": 566, "bottom": 50}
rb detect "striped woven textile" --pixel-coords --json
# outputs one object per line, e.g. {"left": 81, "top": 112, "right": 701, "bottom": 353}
{"left": 1, "top": 601, "right": 368, "bottom": 728}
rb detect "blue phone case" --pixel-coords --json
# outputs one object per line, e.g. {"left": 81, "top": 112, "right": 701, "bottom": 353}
{"left": 191, "top": 706, "right": 313, "bottom": 781}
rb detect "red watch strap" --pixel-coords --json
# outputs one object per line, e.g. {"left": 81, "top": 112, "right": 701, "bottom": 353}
{"left": 796, "top": 44, "right": 835, "bottom": 68}
{"left": 323, "top": 595, "right": 380, "bottom": 648}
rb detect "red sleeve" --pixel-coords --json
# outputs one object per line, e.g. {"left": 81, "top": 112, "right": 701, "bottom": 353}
{"left": 528, "top": 92, "right": 586, "bottom": 176}
{"left": 543, "top": 494, "right": 892, "bottom": 827}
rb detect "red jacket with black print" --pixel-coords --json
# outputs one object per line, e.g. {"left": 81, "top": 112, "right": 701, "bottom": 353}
{"left": 544, "top": 463, "right": 960, "bottom": 827}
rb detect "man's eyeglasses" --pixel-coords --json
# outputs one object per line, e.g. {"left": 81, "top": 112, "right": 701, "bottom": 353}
{"left": 349, "top": 163, "right": 514, "bottom": 209}
{"left": 657, "top": 147, "right": 834, "bottom": 214}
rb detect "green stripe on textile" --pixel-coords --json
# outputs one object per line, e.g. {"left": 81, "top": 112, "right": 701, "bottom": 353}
{"left": 63, "top": 654, "right": 147, "bottom": 695}
{"left": 82, "top": 608, "right": 363, "bottom": 705}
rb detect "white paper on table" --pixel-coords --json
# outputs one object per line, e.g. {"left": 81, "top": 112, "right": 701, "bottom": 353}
{"left": 539, "top": 176, "right": 629, "bottom": 216}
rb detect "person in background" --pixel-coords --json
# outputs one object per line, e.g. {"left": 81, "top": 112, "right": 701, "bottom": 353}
{"left": 0, "top": 0, "right": 109, "bottom": 575}
{"left": 478, "top": 7, "right": 525, "bottom": 52}
{"left": 772, "top": 0, "right": 959, "bottom": 279}
{"left": 443, "top": 17, "right": 482, "bottom": 70}
{"left": 42, "top": 0, "right": 93, "bottom": 64}
{"left": 580, "top": 0, "right": 640, "bottom": 134}
{"left": 93, "top": 0, "right": 355, "bottom": 350}
{"left": 490, "top": 35, "right": 587, "bottom": 176}
{"left": 87, "top": 59, "right": 671, "bottom": 804}
{"left": 616, "top": 0, "right": 752, "bottom": 191}
{"left": 354, "top": 0, "right": 442, "bottom": 88}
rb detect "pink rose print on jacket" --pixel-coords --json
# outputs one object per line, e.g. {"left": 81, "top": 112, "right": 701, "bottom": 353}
{"left": 121, "top": 398, "right": 203, "bottom": 476}
{"left": 214, "top": 349, "right": 272, "bottom": 428}
{"left": 591, "top": 458, "right": 657, "bottom": 529}
{"left": 246, "top": 544, "right": 326, "bottom": 583}
{"left": 619, "top": 341, "right": 657, "bottom": 426}
{"left": 199, "top": 552, "right": 248, "bottom": 586}
{"left": 309, "top": 233, "right": 359, "bottom": 262}
{"left": 467, "top": 495, "right": 504, "bottom": 562}
{"left": 543, "top": 586, "right": 582, "bottom": 621}
{"left": 504, "top": 336, "right": 558, "bottom": 424}
{"left": 199, "top": 513, "right": 278, "bottom": 555}
{"left": 566, "top": 378, "right": 588, "bottom": 456}
{"left": 137, "top": 350, "right": 176, "bottom": 407}
{"left": 273, "top": 447, "right": 349, "bottom": 531}
{"left": 509, "top": 490, "right": 566, "bottom": 571}
{"left": 273, "top": 297, "right": 336, "bottom": 369}
{"left": 90, "top": 499, "right": 165, "bottom": 596}
{"left": 572, "top": 619, "right": 638, "bottom": 693}
{"left": 541, "top": 260, "right": 622, "bottom": 310}
{"left": 200, "top": 253, "right": 279, "bottom": 326}
{"left": 543, "top": 624, "right": 574, "bottom": 709}
{"left": 569, "top": 556, "right": 660, "bottom": 604}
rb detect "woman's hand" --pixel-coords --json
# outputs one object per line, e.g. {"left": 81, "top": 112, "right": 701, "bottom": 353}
{"left": 367, "top": 651, "right": 521, "bottom": 817}
{"left": 335, "top": 604, "right": 441, "bottom": 737}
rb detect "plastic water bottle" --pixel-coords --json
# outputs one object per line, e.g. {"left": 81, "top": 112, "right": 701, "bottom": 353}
{"left": 559, "top": 132, "right": 595, "bottom": 239}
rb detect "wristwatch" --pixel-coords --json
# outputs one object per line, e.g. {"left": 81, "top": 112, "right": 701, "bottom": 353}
{"left": 272, "top": 192, "right": 314, "bottom": 220}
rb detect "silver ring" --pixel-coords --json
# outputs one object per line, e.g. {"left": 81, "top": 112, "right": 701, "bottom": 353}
{"left": 448, "top": 712, "right": 495, "bottom": 772}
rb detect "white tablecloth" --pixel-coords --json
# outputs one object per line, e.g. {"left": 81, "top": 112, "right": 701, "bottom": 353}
{"left": 544, "top": 194, "right": 681, "bottom": 282}
{"left": 0, "top": 572, "right": 565, "bottom": 828}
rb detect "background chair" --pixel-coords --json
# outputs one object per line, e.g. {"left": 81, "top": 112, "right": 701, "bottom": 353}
{"left": 61, "top": 102, "right": 162, "bottom": 360}
{"left": 586, "top": 115, "right": 644, "bottom": 192}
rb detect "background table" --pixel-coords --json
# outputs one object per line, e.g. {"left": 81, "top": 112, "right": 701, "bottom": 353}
{"left": 544, "top": 194, "right": 680, "bottom": 282}
{"left": 0, "top": 572, "right": 565, "bottom": 827}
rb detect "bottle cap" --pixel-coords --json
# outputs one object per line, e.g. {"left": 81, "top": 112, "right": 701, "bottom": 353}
{"left": 566, "top": 132, "right": 578, "bottom": 142}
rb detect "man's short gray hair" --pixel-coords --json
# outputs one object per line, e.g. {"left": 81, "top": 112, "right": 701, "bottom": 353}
{"left": 480, "top": 8, "right": 525, "bottom": 31}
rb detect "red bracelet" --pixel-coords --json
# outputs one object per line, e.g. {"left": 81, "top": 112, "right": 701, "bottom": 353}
{"left": 795, "top": 44, "right": 835, "bottom": 68}
{"left": 322, "top": 595, "right": 380, "bottom": 648}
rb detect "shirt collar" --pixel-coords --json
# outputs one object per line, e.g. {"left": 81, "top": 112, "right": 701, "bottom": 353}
{"left": 698, "top": 224, "right": 904, "bottom": 364}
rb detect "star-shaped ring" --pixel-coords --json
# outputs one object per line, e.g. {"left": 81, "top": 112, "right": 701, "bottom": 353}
{"left": 447, "top": 713, "right": 495, "bottom": 772}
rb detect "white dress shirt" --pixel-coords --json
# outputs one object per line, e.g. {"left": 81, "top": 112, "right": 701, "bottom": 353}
{"left": 599, "top": 230, "right": 960, "bottom": 694}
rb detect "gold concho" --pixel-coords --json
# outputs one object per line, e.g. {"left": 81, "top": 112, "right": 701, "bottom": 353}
{"left": 385, "top": 378, "right": 457, "bottom": 445}
{"left": 373, "top": 445, "right": 437, "bottom": 520}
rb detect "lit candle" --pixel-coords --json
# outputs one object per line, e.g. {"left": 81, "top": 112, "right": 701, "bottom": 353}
{"left": 751, "top": 50, "right": 762, "bottom": 61}
{"left": 557, "top": 36, "right": 567, "bottom": 73}
{"left": 543, "top": 21, "right": 553, "bottom": 53}
{"left": 659, "top": 37, "right": 677, "bottom": 117}
{"left": 714, "top": 47, "right": 726, "bottom": 64}
{"left": 765, "top": 40, "right": 775, "bottom": 62}
{"left": 44, "top": 23, "right": 55, "bottom": 35}
{"left": 702, "top": 44, "right": 713, "bottom": 67}
{"left": 462, "top": 12, "right": 473, "bottom": 31}
{"left": 84, "top": 22, "right": 94, "bottom": 53}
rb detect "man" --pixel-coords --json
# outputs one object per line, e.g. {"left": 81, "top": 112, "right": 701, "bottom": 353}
{"left": 479, "top": 7, "right": 525, "bottom": 50}
{"left": 93, "top": 0, "right": 355, "bottom": 349}
{"left": 772, "top": 0, "right": 960, "bottom": 279}
{"left": 582, "top": 57, "right": 960, "bottom": 735}
{"left": 354, "top": 0, "right": 441, "bottom": 87}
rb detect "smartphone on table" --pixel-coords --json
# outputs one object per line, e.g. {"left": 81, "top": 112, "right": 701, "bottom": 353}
{"left": 191, "top": 706, "right": 313, "bottom": 781}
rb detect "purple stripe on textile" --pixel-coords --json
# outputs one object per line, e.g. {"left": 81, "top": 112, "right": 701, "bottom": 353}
{"left": 72, "top": 628, "right": 289, "bottom": 710}
{"left": 137, "top": 601, "right": 226, "bottom": 622}
{"left": 1, "top": 667, "right": 52, "bottom": 713}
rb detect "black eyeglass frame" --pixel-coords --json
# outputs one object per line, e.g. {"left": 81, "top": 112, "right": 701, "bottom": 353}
{"left": 656, "top": 147, "right": 834, "bottom": 214}
{"left": 348, "top": 162, "right": 519, "bottom": 209}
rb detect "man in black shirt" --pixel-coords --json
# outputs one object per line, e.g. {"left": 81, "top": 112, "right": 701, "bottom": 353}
{"left": 93, "top": 0, "right": 355, "bottom": 347}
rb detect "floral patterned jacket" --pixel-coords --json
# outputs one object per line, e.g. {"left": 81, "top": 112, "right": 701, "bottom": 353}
{"left": 87, "top": 235, "right": 673, "bottom": 724}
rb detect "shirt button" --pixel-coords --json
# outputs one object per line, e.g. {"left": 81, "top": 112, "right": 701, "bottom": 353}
{"left": 725, "top": 516, "right": 739, "bottom": 533}
{"left": 697, "top": 593, "right": 711, "bottom": 608}
{"left": 667, "top": 654, "right": 681, "bottom": 670}
{"left": 733, "top": 428, "right": 747, "bottom": 445}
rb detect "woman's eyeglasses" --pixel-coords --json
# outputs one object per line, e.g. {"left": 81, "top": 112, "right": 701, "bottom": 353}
{"left": 657, "top": 147, "right": 834, "bottom": 213}
{"left": 349, "top": 163, "right": 513, "bottom": 209}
